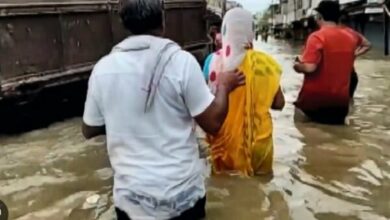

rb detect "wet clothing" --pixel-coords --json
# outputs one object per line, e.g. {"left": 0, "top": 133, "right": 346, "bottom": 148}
{"left": 115, "top": 197, "right": 206, "bottom": 220}
{"left": 350, "top": 69, "right": 358, "bottom": 98}
{"left": 295, "top": 26, "right": 361, "bottom": 124}
{"left": 299, "top": 107, "right": 350, "bottom": 125}
{"left": 205, "top": 9, "right": 281, "bottom": 176}
{"left": 207, "top": 50, "right": 281, "bottom": 176}
{"left": 83, "top": 35, "right": 214, "bottom": 219}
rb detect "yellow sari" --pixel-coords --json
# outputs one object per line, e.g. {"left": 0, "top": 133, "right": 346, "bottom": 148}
{"left": 207, "top": 50, "right": 282, "bottom": 176}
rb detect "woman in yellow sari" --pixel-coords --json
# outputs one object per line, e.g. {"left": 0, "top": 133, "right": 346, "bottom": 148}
{"left": 205, "top": 8, "right": 285, "bottom": 176}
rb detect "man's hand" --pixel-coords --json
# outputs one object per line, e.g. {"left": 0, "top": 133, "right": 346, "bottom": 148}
{"left": 243, "top": 42, "right": 253, "bottom": 50}
{"left": 355, "top": 33, "right": 371, "bottom": 57}
{"left": 293, "top": 56, "right": 303, "bottom": 72}
{"left": 293, "top": 61, "right": 317, "bottom": 74}
{"left": 293, "top": 62, "right": 302, "bottom": 73}
{"left": 218, "top": 70, "right": 245, "bottom": 92}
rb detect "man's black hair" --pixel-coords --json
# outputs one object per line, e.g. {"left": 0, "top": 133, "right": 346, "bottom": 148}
{"left": 315, "top": 0, "right": 341, "bottom": 23}
{"left": 119, "top": 0, "right": 163, "bottom": 35}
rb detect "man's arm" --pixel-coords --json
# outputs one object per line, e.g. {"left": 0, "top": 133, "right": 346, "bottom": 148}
{"left": 355, "top": 34, "right": 371, "bottom": 57}
{"left": 194, "top": 85, "right": 229, "bottom": 135}
{"left": 293, "top": 62, "right": 317, "bottom": 74}
{"left": 82, "top": 73, "right": 106, "bottom": 139}
{"left": 82, "top": 123, "right": 105, "bottom": 139}
{"left": 182, "top": 53, "right": 244, "bottom": 136}
{"left": 271, "top": 87, "right": 285, "bottom": 110}
{"left": 294, "top": 34, "right": 323, "bottom": 75}
{"left": 195, "top": 72, "right": 244, "bottom": 135}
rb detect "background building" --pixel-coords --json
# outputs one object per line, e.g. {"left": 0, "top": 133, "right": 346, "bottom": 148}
{"left": 207, "top": 0, "right": 243, "bottom": 11}
{"left": 266, "top": 0, "right": 390, "bottom": 54}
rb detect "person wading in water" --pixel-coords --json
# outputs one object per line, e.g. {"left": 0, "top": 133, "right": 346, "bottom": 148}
{"left": 203, "top": 32, "right": 222, "bottom": 81}
{"left": 82, "top": 0, "right": 245, "bottom": 219}
{"left": 204, "top": 8, "right": 285, "bottom": 176}
{"left": 293, "top": 1, "right": 363, "bottom": 124}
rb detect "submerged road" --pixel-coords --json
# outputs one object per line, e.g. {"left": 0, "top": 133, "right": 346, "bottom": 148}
{"left": 0, "top": 39, "right": 389, "bottom": 220}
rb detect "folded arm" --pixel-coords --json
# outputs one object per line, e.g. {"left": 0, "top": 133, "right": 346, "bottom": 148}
{"left": 355, "top": 34, "right": 371, "bottom": 57}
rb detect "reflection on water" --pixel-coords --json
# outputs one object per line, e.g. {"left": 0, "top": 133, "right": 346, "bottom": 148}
{"left": 0, "top": 39, "right": 389, "bottom": 220}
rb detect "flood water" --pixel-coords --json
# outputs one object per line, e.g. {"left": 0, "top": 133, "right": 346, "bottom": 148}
{"left": 1, "top": 39, "right": 389, "bottom": 220}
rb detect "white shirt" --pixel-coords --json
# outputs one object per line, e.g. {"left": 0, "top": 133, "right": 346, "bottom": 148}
{"left": 83, "top": 36, "right": 214, "bottom": 220}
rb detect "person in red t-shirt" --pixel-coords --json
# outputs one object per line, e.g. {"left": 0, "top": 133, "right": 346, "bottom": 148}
{"left": 293, "top": 1, "right": 362, "bottom": 124}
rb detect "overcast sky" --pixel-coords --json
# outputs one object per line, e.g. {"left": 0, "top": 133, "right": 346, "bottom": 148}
{"left": 235, "top": 0, "right": 273, "bottom": 13}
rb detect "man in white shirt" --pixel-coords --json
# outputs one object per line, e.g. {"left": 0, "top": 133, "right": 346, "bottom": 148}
{"left": 82, "top": 0, "right": 245, "bottom": 219}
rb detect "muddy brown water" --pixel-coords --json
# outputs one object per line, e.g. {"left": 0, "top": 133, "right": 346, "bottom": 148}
{"left": 0, "top": 39, "right": 389, "bottom": 220}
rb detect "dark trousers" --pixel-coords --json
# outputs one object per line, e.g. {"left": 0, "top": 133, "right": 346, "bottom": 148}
{"left": 350, "top": 69, "right": 358, "bottom": 98}
{"left": 116, "top": 197, "right": 206, "bottom": 220}
{"left": 297, "top": 70, "right": 357, "bottom": 125}
{"left": 302, "top": 107, "right": 349, "bottom": 125}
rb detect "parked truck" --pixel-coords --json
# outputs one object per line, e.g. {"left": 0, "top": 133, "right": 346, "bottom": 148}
{"left": 0, "top": 0, "right": 212, "bottom": 104}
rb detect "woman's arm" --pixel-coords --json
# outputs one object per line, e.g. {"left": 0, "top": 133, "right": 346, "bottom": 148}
{"left": 271, "top": 87, "right": 285, "bottom": 110}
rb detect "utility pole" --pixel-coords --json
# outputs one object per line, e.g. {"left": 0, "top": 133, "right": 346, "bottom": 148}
{"left": 385, "top": 2, "right": 389, "bottom": 56}
{"left": 222, "top": 0, "right": 227, "bottom": 17}
{"left": 271, "top": 0, "right": 275, "bottom": 27}
{"left": 293, "top": 0, "right": 297, "bottom": 22}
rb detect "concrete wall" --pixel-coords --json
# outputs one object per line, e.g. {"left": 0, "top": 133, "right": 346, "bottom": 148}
{"left": 303, "top": 0, "right": 312, "bottom": 9}
{"left": 364, "top": 21, "right": 390, "bottom": 50}
{"left": 281, "top": 2, "right": 288, "bottom": 14}
{"left": 274, "top": 0, "right": 390, "bottom": 49}
{"left": 286, "top": 0, "right": 296, "bottom": 23}
{"left": 348, "top": 18, "right": 389, "bottom": 50}
{"left": 274, "top": 14, "right": 284, "bottom": 24}
{"left": 281, "top": 0, "right": 311, "bottom": 23}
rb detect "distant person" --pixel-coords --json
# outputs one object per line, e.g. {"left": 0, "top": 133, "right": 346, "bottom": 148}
{"left": 293, "top": 1, "right": 363, "bottom": 124}
{"left": 261, "top": 26, "right": 269, "bottom": 43}
{"left": 205, "top": 8, "right": 285, "bottom": 176}
{"left": 203, "top": 33, "right": 222, "bottom": 80}
{"left": 82, "top": 0, "right": 245, "bottom": 219}
{"left": 208, "top": 26, "right": 220, "bottom": 51}
{"left": 339, "top": 10, "right": 371, "bottom": 98}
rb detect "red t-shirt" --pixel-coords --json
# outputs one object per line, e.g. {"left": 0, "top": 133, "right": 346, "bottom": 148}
{"left": 341, "top": 26, "right": 364, "bottom": 46}
{"left": 295, "top": 26, "right": 361, "bottom": 111}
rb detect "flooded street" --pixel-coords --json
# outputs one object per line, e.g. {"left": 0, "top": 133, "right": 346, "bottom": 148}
{"left": 1, "top": 39, "right": 389, "bottom": 220}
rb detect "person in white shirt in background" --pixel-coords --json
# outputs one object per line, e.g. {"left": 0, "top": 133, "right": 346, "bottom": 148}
{"left": 81, "top": 0, "right": 245, "bottom": 219}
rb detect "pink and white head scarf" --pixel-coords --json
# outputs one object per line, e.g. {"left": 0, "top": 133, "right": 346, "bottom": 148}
{"left": 208, "top": 8, "right": 254, "bottom": 93}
